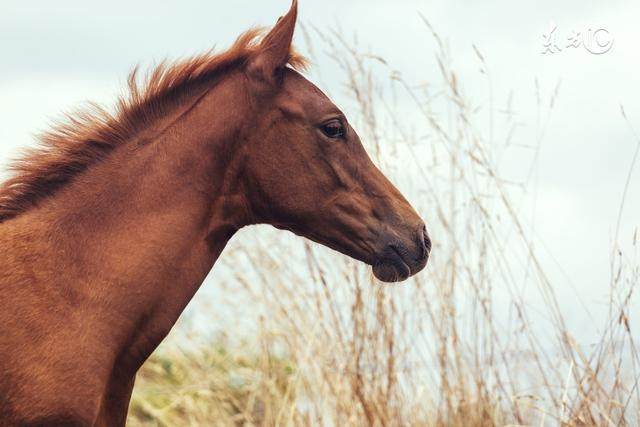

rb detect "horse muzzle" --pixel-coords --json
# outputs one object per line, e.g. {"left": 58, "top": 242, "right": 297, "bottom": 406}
{"left": 372, "top": 224, "right": 431, "bottom": 283}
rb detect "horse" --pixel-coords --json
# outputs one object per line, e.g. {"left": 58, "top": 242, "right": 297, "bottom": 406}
{"left": 0, "top": 1, "right": 430, "bottom": 425}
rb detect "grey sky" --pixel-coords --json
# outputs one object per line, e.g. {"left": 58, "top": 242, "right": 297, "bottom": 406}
{"left": 1, "top": 1, "right": 638, "bottom": 328}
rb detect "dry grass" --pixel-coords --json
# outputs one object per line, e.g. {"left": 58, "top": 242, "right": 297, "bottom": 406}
{"left": 127, "top": 21, "right": 639, "bottom": 427}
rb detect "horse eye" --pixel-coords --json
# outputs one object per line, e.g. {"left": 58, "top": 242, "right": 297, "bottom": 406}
{"left": 321, "top": 120, "right": 345, "bottom": 139}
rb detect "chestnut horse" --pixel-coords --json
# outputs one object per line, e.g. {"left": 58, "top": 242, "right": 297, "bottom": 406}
{"left": 0, "top": 1, "right": 429, "bottom": 425}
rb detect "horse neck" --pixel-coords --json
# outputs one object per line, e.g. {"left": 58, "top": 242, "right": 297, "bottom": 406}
{"left": 23, "top": 70, "right": 253, "bottom": 369}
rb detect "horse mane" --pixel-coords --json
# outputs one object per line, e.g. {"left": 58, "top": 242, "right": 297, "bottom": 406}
{"left": 0, "top": 28, "right": 308, "bottom": 223}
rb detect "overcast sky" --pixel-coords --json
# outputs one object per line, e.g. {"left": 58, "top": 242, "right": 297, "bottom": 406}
{"left": 1, "top": 1, "right": 639, "bottom": 328}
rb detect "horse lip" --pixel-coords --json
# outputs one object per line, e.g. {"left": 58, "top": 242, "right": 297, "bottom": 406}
{"left": 388, "top": 244, "right": 405, "bottom": 262}
{"left": 372, "top": 244, "right": 412, "bottom": 283}
{"left": 390, "top": 246, "right": 412, "bottom": 275}
{"left": 390, "top": 239, "right": 430, "bottom": 276}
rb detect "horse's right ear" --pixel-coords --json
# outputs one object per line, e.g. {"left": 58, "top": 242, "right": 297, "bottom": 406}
{"left": 247, "top": 0, "right": 298, "bottom": 88}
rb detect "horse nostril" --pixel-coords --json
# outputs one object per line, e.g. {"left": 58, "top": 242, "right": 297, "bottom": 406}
{"left": 420, "top": 225, "right": 431, "bottom": 259}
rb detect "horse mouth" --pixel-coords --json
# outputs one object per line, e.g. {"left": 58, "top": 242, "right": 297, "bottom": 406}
{"left": 372, "top": 247, "right": 412, "bottom": 283}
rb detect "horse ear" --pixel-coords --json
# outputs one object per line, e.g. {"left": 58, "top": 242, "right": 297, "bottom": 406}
{"left": 248, "top": 0, "right": 298, "bottom": 86}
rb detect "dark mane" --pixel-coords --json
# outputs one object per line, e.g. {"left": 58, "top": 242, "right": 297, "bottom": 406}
{"left": 0, "top": 28, "right": 308, "bottom": 223}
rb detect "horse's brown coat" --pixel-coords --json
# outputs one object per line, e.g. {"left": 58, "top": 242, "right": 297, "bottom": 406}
{"left": 0, "top": 2, "right": 429, "bottom": 425}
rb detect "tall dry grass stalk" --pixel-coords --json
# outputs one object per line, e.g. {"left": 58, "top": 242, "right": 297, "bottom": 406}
{"left": 128, "top": 21, "right": 639, "bottom": 427}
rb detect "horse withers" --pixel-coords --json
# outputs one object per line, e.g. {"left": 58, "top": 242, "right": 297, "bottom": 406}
{"left": 0, "top": 1, "right": 430, "bottom": 425}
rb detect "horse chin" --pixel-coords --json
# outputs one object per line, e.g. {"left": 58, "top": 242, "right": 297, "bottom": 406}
{"left": 372, "top": 260, "right": 411, "bottom": 283}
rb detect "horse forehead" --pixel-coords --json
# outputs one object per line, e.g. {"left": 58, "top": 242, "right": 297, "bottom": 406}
{"left": 281, "top": 69, "right": 334, "bottom": 110}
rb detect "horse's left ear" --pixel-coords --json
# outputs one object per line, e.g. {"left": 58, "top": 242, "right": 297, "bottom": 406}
{"left": 248, "top": 0, "right": 298, "bottom": 87}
